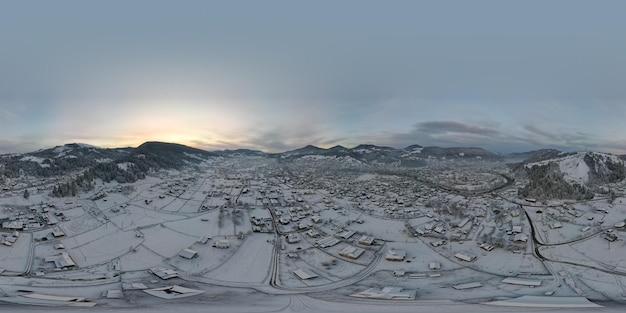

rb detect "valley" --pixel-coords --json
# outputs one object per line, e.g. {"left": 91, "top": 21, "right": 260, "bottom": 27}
{"left": 0, "top": 142, "right": 625, "bottom": 310}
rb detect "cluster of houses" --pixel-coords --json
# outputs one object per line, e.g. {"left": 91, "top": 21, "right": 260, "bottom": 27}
{"left": 2, "top": 231, "right": 20, "bottom": 246}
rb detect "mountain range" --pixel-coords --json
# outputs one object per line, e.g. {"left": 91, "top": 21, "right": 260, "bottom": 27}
{"left": 3, "top": 141, "right": 626, "bottom": 200}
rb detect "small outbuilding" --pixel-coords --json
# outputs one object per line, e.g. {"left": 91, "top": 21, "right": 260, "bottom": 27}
{"left": 339, "top": 245, "right": 365, "bottom": 259}
{"left": 385, "top": 249, "right": 407, "bottom": 261}
{"left": 213, "top": 240, "right": 230, "bottom": 249}
{"left": 179, "top": 248, "right": 199, "bottom": 259}
{"left": 358, "top": 235, "right": 376, "bottom": 246}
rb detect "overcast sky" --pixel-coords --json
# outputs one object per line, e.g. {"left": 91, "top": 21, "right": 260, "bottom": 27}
{"left": 2, "top": 1, "right": 626, "bottom": 154}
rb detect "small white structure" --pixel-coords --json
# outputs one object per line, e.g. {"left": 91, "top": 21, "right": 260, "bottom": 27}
{"left": 480, "top": 243, "right": 495, "bottom": 251}
{"left": 351, "top": 287, "right": 415, "bottom": 300}
{"left": 286, "top": 234, "right": 300, "bottom": 244}
{"left": 339, "top": 245, "right": 365, "bottom": 259}
{"left": 337, "top": 230, "right": 355, "bottom": 239}
{"left": 179, "top": 248, "right": 199, "bottom": 259}
{"left": 3, "top": 236, "right": 17, "bottom": 246}
{"left": 317, "top": 236, "right": 340, "bottom": 248}
{"left": 428, "top": 262, "right": 441, "bottom": 270}
{"left": 196, "top": 236, "right": 209, "bottom": 244}
{"left": 44, "top": 252, "right": 76, "bottom": 268}
{"left": 454, "top": 253, "right": 476, "bottom": 262}
{"left": 550, "top": 222, "right": 562, "bottom": 229}
{"left": 358, "top": 235, "right": 375, "bottom": 246}
{"left": 385, "top": 249, "right": 406, "bottom": 261}
{"left": 212, "top": 239, "right": 230, "bottom": 249}
{"left": 513, "top": 234, "right": 528, "bottom": 242}
{"left": 293, "top": 268, "right": 318, "bottom": 280}
{"left": 144, "top": 286, "right": 204, "bottom": 299}
{"left": 431, "top": 240, "right": 446, "bottom": 247}
{"left": 149, "top": 267, "right": 178, "bottom": 280}
{"left": 433, "top": 226, "right": 446, "bottom": 234}
{"left": 306, "top": 229, "right": 321, "bottom": 238}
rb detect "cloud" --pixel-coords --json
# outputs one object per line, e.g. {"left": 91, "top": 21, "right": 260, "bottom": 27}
{"left": 380, "top": 120, "right": 615, "bottom": 153}
{"left": 521, "top": 124, "right": 596, "bottom": 149}
{"left": 383, "top": 120, "right": 502, "bottom": 148}
{"left": 415, "top": 121, "right": 500, "bottom": 136}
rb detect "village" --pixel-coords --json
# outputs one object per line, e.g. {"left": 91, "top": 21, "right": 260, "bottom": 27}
{"left": 0, "top": 155, "right": 626, "bottom": 308}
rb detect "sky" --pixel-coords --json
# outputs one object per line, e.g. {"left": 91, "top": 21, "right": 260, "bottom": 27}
{"left": 2, "top": 1, "right": 626, "bottom": 154}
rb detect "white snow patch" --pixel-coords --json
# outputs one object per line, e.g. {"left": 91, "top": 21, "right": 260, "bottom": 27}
{"left": 117, "top": 162, "right": 134, "bottom": 170}
{"left": 558, "top": 155, "right": 589, "bottom": 183}
{"left": 19, "top": 156, "right": 50, "bottom": 168}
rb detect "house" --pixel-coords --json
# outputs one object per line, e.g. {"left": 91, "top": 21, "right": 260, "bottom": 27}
{"left": 603, "top": 230, "right": 618, "bottom": 242}
{"left": 479, "top": 243, "right": 495, "bottom": 251}
{"left": 51, "top": 230, "right": 66, "bottom": 238}
{"left": 351, "top": 287, "right": 415, "bottom": 300}
{"left": 430, "top": 240, "right": 446, "bottom": 247}
{"left": 428, "top": 262, "right": 441, "bottom": 270}
{"left": 286, "top": 234, "right": 300, "bottom": 244}
{"left": 45, "top": 252, "right": 76, "bottom": 268}
{"left": 316, "top": 236, "right": 340, "bottom": 248}
{"left": 454, "top": 253, "right": 476, "bottom": 262}
{"left": 337, "top": 230, "right": 356, "bottom": 239}
{"left": 550, "top": 222, "right": 562, "bottom": 229}
{"left": 149, "top": 267, "right": 178, "bottom": 280}
{"left": 3, "top": 236, "right": 17, "bottom": 246}
{"left": 433, "top": 226, "right": 446, "bottom": 234}
{"left": 339, "top": 245, "right": 365, "bottom": 259}
{"left": 513, "top": 234, "right": 528, "bottom": 242}
{"left": 179, "top": 248, "right": 199, "bottom": 259}
{"left": 385, "top": 249, "right": 407, "bottom": 261}
{"left": 293, "top": 268, "right": 318, "bottom": 280}
{"left": 212, "top": 240, "right": 230, "bottom": 248}
{"left": 2, "top": 221, "right": 23, "bottom": 230}
{"left": 358, "top": 235, "right": 375, "bottom": 246}
{"left": 196, "top": 236, "right": 209, "bottom": 245}
{"left": 306, "top": 229, "right": 320, "bottom": 238}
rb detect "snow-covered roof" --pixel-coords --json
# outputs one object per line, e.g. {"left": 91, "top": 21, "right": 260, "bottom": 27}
{"left": 351, "top": 287, "right": 416, "bottom": 300}
{"left": 293, "top": 268, "right": 318, "bottom": 280}
{"left": 144, "top": 286, "right": 204, "bottom": 299}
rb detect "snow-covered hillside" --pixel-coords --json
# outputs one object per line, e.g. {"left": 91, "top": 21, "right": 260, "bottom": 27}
{"left": 525, "top": 152, "right": 625, "bottom": 185}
